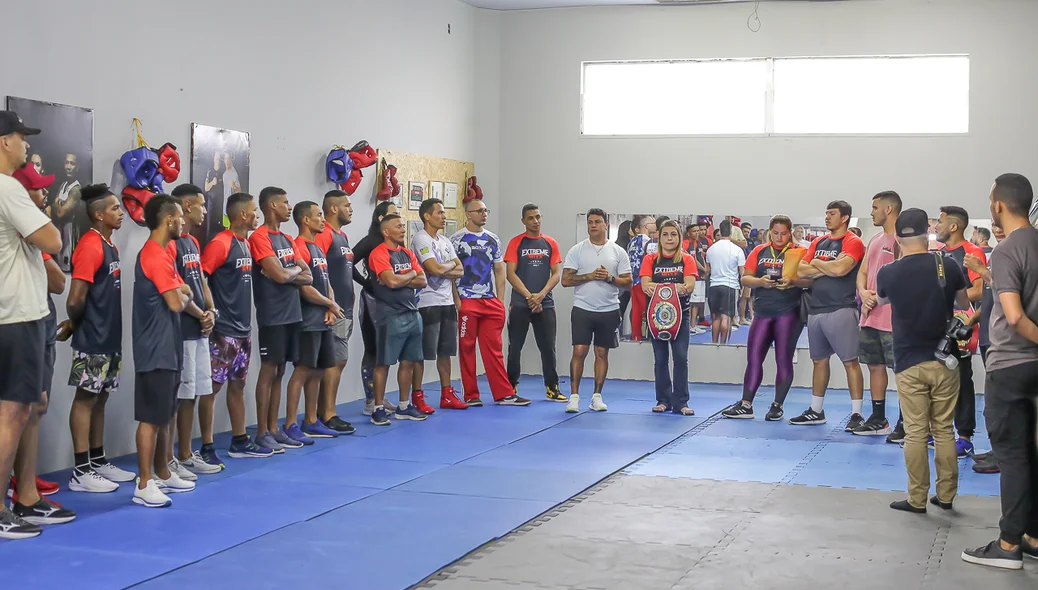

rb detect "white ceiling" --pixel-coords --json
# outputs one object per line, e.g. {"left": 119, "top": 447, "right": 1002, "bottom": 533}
{"left": 461, "top": 0, "right": 800, "bottom": 9}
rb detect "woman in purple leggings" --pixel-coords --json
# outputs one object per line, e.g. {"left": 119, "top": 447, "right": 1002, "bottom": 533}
{"left": 722, "top": 215, "right": 807, "bottom": 421}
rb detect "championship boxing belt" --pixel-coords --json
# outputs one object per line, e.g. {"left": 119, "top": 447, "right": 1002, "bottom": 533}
{"left": 647, "top": 283, "right": 683, "bottom": 341}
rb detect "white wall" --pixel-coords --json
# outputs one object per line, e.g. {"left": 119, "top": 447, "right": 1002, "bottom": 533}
{"left": 491, "top": 0, "right": 1032, "bottom": 392}
{"left": 3, "top": 0, "right": 483, "bottom": 473}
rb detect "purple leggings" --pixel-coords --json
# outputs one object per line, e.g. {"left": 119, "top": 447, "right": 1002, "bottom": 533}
{"left": 742, "top": 311, "right": 801, "bottom": 405}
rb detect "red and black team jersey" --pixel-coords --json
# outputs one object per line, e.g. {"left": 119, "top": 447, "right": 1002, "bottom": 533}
{"left": 504, "top": 233, "right": 562, "bottom": 309}
{"left": 248, "top": 226, "right": 303, "bottom": 328}
{"left": 639, "top": 251, "right": 698, "bottom": 312}
{"left": 315, "top": 226, "right": 355, "bottom": 319}
{"left": 368, "top": 243, "right": 423, "bottom": 319}
{"left": 295, "top": 237, "right": 333, "bottom": 333}
{"left": 803, "top": 232, "right": 865, "bottom": 315}
{"left": 167, "top": 234, "right": 207, "bottom": 340}
{"left": 133, "top": 240, "right": 185, "bottom": 373}
{"left": 745, "top": 243, "right": 804, "bottom": 317}
{"left": 70, "top": 229, "right": 122, "bottom": 354}
{"left": 201, "top": 230, "right": 253, "bottom": 338}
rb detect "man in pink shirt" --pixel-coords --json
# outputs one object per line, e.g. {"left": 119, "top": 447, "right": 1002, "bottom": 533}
{"left": 854, "top": 191, "right": 902, "bottom": 438}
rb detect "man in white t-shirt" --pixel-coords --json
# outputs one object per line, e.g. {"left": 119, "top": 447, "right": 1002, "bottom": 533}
{"left": 705, "top": 220, "right": 746, "bottom": 344}
{"left": 562, "top": 208, "right": 633, "bottom": 413}
{"left": 0, "top": 111, "right": 63, "bottom": 539}
{"left": 411, "top": 198, "right": 468, "bottom": 411}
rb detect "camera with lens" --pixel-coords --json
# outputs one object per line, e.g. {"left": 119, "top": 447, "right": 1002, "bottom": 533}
{"left": 934, "top": 317, "right": 972, "bottom": 370}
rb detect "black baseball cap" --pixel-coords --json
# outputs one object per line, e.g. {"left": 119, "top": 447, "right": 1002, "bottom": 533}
{"left": 896, "top": 208, "right": 929, "bottom": 238}
{"left": 0, "top": 111, "right": 41, "bottom": 136}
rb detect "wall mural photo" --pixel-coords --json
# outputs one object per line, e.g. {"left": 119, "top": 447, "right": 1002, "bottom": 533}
{"left": 189, "top": 123, "right": 251, "bottom": 249}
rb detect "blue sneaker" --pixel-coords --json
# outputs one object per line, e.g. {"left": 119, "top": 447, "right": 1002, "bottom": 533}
{"left": 301, "top": 419, "right": 339, "bottom": 438}
{"left": 394, "top": 404, "right": 428, "bottom": 421}
{"left": 956, "top": 438, "right": 975, "bottom": 458}
{"left": 227, "top": 439, "right": 273, "bottom": 459}
{"left": 272, "top": 429, "right": 302, "bottom": 450}
{"left": 282, "top": 423, "right": 314, "bottom": 446}
{"left": 900, "top": 436, "right": 937, "bottom": 449}
{"left": 371, "top": 407, "right": 391, "bottom": 426}
{"left": 256, "top": 432, "right": 285, "bottom": 454}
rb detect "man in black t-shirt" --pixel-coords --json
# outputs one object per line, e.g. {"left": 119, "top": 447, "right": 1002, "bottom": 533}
{"left": 876, "top": 208, "right": 967, "bottom": 514}
{"left": 504, "top": 204, "right": 564, "bottom": 400}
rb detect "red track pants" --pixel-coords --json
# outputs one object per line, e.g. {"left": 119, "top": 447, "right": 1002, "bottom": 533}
{"left": 459, "top": 298, "right": 512, "bottom": 401}
{"left": 630, "top": 285, "right": 647, "bottom": 341}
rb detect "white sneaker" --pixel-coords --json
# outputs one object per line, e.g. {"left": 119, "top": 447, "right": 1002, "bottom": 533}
{"left": 93, "top": 462, "right": 135, "bottom": 483}
{"left": 68, "top": 469, "right": 119, "bottom": 493}
{"left": 154, "top": 471, "right": 195, "bottom": 493}
{"left": 363, "top": 400, "right": 375, "bottom": 416}
{"left": 168, "top": 458, "right": 199, "bottom": 481}
{"left": 590, "top": 394, "right": 608, "bottom": 412}
{"left": 133, "top": 478, "right": 172, "bottom": 508}
{"left": 565, "top": 394, "right": 580, "bottom": 413}
{"left": 730, "top": 325, "right": 740, "bottom": 332}
{"left": 181, "top": 451, "right": 221, "bottom": 475}
{"left": 364, "top": 399, "right": 398, "bottom": 415}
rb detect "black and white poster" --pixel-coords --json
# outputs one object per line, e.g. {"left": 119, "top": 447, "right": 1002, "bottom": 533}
{"left": 190, "top": 123, "right": 251, "bottom": 248}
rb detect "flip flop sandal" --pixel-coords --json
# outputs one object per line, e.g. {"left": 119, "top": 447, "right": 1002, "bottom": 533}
{"left": 652, "top": 403, "right": 670, "bottom": 413}
{"left": 675, "top": 407, "right": 695, "bottom": 416}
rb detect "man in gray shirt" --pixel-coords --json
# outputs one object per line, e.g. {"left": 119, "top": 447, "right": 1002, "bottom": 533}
{"left": 962, "top": 173, "right": 1038, "bottom": 570}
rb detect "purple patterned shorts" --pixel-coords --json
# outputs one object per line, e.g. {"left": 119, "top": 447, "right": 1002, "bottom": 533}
{"left": 209, "top": 333, "right": 252, "bottom": 384}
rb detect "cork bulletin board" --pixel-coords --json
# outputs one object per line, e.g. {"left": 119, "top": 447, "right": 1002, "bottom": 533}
{"left": 376, "top": 148, "right": 474, "bottom": 246}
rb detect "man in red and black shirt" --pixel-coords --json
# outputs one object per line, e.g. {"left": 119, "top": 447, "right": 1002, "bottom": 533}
{"left": 132, "top": 194, "right": 193, "bottom": 507}
{"left": 167, "top": 185, "right": 219, "bottom": 478}
{"left": 284, "top": 201, "right": 345, "bottom": 440}
{"left": 248, "top": 187, "right": 312, "bottom": 453}
{"left": 504, "top": 204, "right": 564, "bottom": 400}
{"left": 64, "top": 184, "right": 135, "bottom": 492}
{"left": 367, "top": 214, "right": 429, "bottom": 425}
{"left": 935, "top": 205, "right": 987, "bottom": 456}
{"left": 314, "top": 190, "right": 357, "bottom": 432}
{"left": 794, "top": 200, "right": 867, "bottom": 428}
{"left": 201, "top": 192, "right": 261, "bottom": 460}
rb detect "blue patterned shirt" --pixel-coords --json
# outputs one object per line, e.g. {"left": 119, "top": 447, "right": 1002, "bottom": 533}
{"left": 450, "top": 227, "right": 504, "bottom": 299}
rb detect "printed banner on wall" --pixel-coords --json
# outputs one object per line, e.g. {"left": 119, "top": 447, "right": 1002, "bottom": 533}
{"left": 190, "top": 123, "right": 251, "bottom": 249}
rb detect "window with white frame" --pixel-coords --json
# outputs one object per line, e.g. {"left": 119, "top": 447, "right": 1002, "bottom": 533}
{"left": 580, "top": 55, "right": 969, "bottom": 136}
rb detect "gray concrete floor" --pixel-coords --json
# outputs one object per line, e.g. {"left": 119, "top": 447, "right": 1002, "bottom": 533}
{"left": 416, "top": 476, "right": 1037, "bottom": 590}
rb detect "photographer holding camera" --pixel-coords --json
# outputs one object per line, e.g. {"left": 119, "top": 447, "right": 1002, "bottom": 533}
{"left": 875, "top": 208, "right": 970, "bottom": 514}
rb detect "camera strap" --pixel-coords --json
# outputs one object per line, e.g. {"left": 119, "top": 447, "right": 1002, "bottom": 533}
{"left": 934, "top": 252, "right": 946, "bottom": 289}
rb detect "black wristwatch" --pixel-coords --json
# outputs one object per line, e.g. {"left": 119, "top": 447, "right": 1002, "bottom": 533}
{"left": 607, "top": 276, "right": 615, "bottom": 285}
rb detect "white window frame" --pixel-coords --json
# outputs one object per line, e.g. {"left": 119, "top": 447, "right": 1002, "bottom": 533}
{"left": 579, "top": 54, "right": 970, "bottom": 138}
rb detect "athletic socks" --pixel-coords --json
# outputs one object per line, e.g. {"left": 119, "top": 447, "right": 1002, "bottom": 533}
{"left": 361, "top": 364, "right": 375, "bottom": 402}
{"left": 871, "top": 399, "right": 886, "bottom": 420}
{"left": 89, "top": 446, "right": 109, "bottom": 468}
{"left": 74, "top": 451, "right": 90, "bottom": 475}
{"left": 231, "top": 434, "right": 249, "bottom": 445}
{"left": 810, "top": 395, "right": 825, "bottom": 413}
{"left": 398, "top": 400, "right": 410, "bottom": 410}
{"left": 851, "top": 399, "right": 863, "bottom": 416}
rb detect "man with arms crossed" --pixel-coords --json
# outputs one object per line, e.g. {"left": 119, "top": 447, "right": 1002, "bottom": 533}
{"left": 875, "top": 208, "right": 966, "bottom": 516}
{"left": 166, "top": 185, "right": 219, "bottom": 479}
{"left": 962, "top": 174, "right": 1038, "bottom": 570}
{"left": 65, "top": 183, "right": 135, "bottom": 491}
{"left": 411, "top": 198, "right": 468, "bottom": 412}
{"left": 368, "top": 214, "right": 429, "bottom": 425}
{"left": 249, "top": 187, "right": 313, "bottom": 452}
{"left": 314, "top": 190, "right": 359, "bottom": 432}
{"left": 451, "top": 199, "right": 530, "bottom": 406}
{"left": 201, "top": 192, "right": 263, "bottom": 460}
{"left": 793, "top": 200, "right": 867, "bottom": 429}
{"left": 0, "top": 112, "right": 64, "bottom": 538}
{"left": 854, "top": 191, "right": 901, "bottom": 438}
{"left": 562, "top": 208, "right": 633, "bottom": 413}
{"left": 505, "top": 203, "right": 564, "bottom": 401}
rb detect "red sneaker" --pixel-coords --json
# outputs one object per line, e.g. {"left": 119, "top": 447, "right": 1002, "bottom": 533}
{"left": 8, "top": 478, "right": 63, "bottom": 507}
{"left": 36, "top": 476, "right": 59, "bottom": 496}
{"left": 412, "top": 390, "right": 436, "bottom": 415}
{"left": 439, "top": 387, "right": 469, "bottom": 410}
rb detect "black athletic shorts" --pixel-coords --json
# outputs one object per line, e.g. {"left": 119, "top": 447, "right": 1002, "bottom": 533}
{"left": 134, "top": 370, "right": 179, "bottom": 426}
{"left": 295, "top": 330, "right": 336, "bottom": 369}
{"left": 419, "top": 305, "right": 458, "bottom": 360}
{"left": 571, "top": 307, "right": 621, "bottom": 349}
{"left": 0, "top": 319, "right": 45, "bottom": 404}
{"left": 708, "top": 285, "right": 739, "bottom": 318}
{"left": 43, "top": 344, "right": 56, "bottom": 395}
{"left": 258, "top": 323, "right": 299, "bottom": 364}
{"left": 376, "top": 312, "right": 424, "bottom": 366}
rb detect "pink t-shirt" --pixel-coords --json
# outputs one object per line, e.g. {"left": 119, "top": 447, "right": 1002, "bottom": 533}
{"left": 860, "top": 231, "right": 898, "bottom": 331}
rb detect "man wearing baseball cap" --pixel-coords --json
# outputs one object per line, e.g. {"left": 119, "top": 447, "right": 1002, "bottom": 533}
{"left": 874, "top": 208, "right": 968, "bottom": 514}
{"left": 0, "top": 111, "right": 63, "bottom": 539}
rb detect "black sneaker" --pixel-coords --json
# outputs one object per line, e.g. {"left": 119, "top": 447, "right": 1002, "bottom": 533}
{"left": 0, "top": 506, "right": 42, "bottom": 539}
{"left": 929, "top": 496, "right": 953, "bottom": 511}
{"left": 973, "top": 450, "right": 994, "bottom": 462}
{"left": 962, "top": 540, "right": 1023, "bottom": 570}
{"left": 1023, "top": 538, "right": 1038, "bottom": 560}
{"left": 844, "top": 413, "right": 866, "bottom": 432}
{"left": 852, "top": 415, "right": 892, "bottom": 436}
{"left": 890, "top": 499, "right": 926, "bottom": 514}
{"left": 496, "top": 395, "right": 531, "bottom": 406}
{"left": 721, "top": 401, "right": 754, "bottom": 419}
{"left": 789, "top": 408, "right": 826, "bottom": 426}
{"left": 324, "top": 416, "right": 356, "bottom": 435}
{"left": 972, "top": 457, "right": 1000, "bottom": 474}
{"left": 13, "top": 498, "right": 76, "bottom": 525}
{"left": 765, "top": 403, "right": 784, "bottom": 421}
{"left": 885, "top": 422, "right": 906, "bottom": 444}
